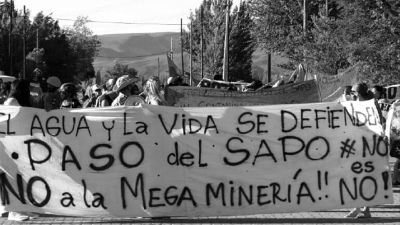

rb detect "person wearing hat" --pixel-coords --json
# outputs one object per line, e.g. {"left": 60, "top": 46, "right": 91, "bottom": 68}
{"left": 59, "top": 83, "right": 82, "bottom": 109}
{"left": 111, "top": 75, "right": 139, "bottom": 106}
{"left": 36, "top": 76, "right": 62, "bottom": 111}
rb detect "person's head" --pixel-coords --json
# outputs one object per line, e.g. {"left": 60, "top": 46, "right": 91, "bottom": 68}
{"left": 167, "top": 76, "right": 183, "bottom": 86}
{"left": 114, "top": 75, "right": 139, "bottom": 96}
{"left": 59, "top": 83, "right": 78, "bottom": 100}
{"left": 342, "top": 85, "right": 352, "bottom": 101}
{"left": 246, "top": 79, "right": 263, "bottom": 91}
{"left": 144, "top": 76, "right": 162, "bottom": 96}
{"left": 343, "top": 86, "right": 352, "bottom": 95}
{"left": 46, "top": 76, "right": 61, "bottom": 92}
{"left": 167, "top": 77, "right": 174, "bottom": 86}
{"left": 351, "top": 83, "right": 371, "bottom": 101}
{"left": 9, "top": 79, "right": 31, "bottom": 106}
{"left": 32, "top": 68, "right": 42, "bottom": 83}
{"left": 0, "top": 82, "right": 11, "bottom": 96}
{"left": 213, "top": 75, "right": 223, "bottom": 81}
{"left": 106, "top": 78, "right": 116, "bottom": 92}
{"left": 91, "top": 84, "right": 102, "bottom": 97}
{"left": 371, "top": 85, "right": 385, "bottom": 100}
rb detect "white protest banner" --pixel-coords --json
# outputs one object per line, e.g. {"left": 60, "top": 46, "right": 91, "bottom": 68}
{"left": 0, "top": 101, "right": 393, "bottom": 217}
{"left": 319, "top": 63, "right": 360, "bottom": 102}
{"left": 378, "top": 100, "right": 391, "bottom": 120}
{"left": 197, "top": 78, "right": 250, "bottom": 91}
{"left": 166, "top": 79, "right": 321, "bottom": 107}
{"left": 384, "top": 84, "right": 400, "bottom": 102}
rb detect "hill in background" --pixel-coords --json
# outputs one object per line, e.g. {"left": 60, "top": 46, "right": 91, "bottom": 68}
{"left": 94, "top": 32, "right": 290, "bottom": 84}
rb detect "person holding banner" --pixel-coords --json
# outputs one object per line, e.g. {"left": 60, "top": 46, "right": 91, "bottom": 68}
{"left": 371, "top": 85, "right": 388, "bottom": 101}
{"left": 4, "top": 79, "right": 31, "bottom": 107}
{"left": 29, "top": 70, "right": 43, "bottom": 108}
{"left": 0, "top": 81, "right": 11, "bottom": 104}
{"left": 97, "top": 78, "right": 118, "bottom": 107}
{"left": 3, "top": 79, "right": 39, "bottom": 221}
{"left": 372, "top": 85, "right": 391, "bottom": 121}
{"left": 83, "top": 84, "right": 102, "bottom": 108}
{"left": 346, "top": 82, "right": 375, "bottom": 218}
{"left": 36, "top": 76, "right": 62, "bottom": 111}
{"left": 390, "top": 101, "right": 400, "bottom": 185}
{"left": 59, "top": 83, "right": 82, "bottom": 109}
{"left": 341, "top": 85, "right": 352, "bottom": 102}
{"left": 111, "top": 75, "right": 139, "bottom": 106}
{"left": 143, "top": 76, "right": 166, "bottom": 106}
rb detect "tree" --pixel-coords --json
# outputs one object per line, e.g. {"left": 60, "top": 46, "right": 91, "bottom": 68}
{"left": 64, "top": 16, "right": 101, "bottom": 83}
{"left": 29, "top": 12, "right": 71, "bottom": 82}
{"left": 95, "top": 69, "right": 102, "bottom": 85}
{"left": 105, "top": 60, "right": 138, "bottom": 79}
{"left": 306, "top": 0, "right": 400, "bottom": 85}
{"left": 248, "top": 0, "right": 340, "bottom": 70}
{"left": 248, "top": 0, "right": 400, "bottom": 85}
{"left": 0, "top": 0, "right": 23, "bottom": 76}
{"left": 0, "top": 4, "right": 101, "bottom": 84}
{"left": 228, "top": 1, "right": 256, "bottom": 82}
{"left": 0, "top": 5, "right": 71, "bottom": 80}
{"left": 182, "top": 0, "right": 255, "bottom": 83}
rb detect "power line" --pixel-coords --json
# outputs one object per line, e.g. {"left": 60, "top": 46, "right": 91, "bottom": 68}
{"left": 55, "top": 18, "right": 181, "bottom": 26}
{"left": 96, "top": 51, "right": 169, "bottom": 59}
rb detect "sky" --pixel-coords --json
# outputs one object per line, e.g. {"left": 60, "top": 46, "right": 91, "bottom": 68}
{"left": 13, "top": 0, "right": 242, "bottom": 35}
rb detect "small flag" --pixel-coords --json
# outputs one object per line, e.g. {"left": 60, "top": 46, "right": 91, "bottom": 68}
{"left": 167, "top": 54, "right": 182, "bottom": 78}
{"left": 295, "top": 64, "right": 306, "bottom": 83}
{"left": 272, "top": 76, "right": 284, "bottom": 87}
{"left": 287, "top": 64, "right": 306, "bottom": 83}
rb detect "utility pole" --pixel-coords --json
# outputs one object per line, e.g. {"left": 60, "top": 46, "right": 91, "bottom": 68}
{"left": 303, "top": 0, "right": 308, "bottom": 67}
{"left": 200, "top": 6, "right": 204, "bottom": 79}
{"left": 180, "top": 18, "right": 184, "bottom": 78}
{"left": 36, "top": 28, "right": 39, "bottom": 67}
{"left": 23, "top": 6, "right": 26, "bottom": 79}
{"left": 303, "top": 0, "right": 307, "bottom": 37}
{"left": 268, "top": 53, "right": 271, "bottom": 83}
{"left": 36, "top": 29, "right": 39, "bottom": 49}
{"left": 222, "top": 0, "right": 229, "bottom": 82}
{"left": 170, "top": 38, "right": 173, "bottom": 60}
{"left": 157, "top": 57, "right": 160, "bottom": 78}
{"left": 325, "top": 0, "right": 329, "bottom": 17}
{"left": 190, "top": 22, "right": 193, "bottom": 86}
{"left": 9, "top": 0, "right": 13, "bottom": 77}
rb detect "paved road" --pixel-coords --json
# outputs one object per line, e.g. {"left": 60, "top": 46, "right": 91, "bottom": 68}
{"left": 0, "top": 159, "right": 398, "bottom": 225}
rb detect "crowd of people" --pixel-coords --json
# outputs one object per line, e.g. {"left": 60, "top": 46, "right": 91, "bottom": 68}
{"left": 341, "top": 83, "right": 400, "bottom": 219}
{"left": 0, "top": 74, "right": 399, "bottom": 220}
{"left": 0, "top": 73, "right": 168, "bottom": 221}
{"left": 0, "top": 73, "right": 167, "bottom": 113}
